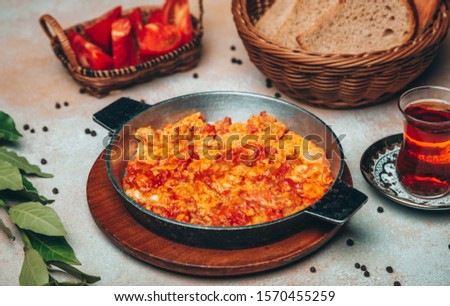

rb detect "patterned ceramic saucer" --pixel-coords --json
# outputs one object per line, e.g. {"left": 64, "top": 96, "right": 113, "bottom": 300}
{"left": 360, "top": 133, "right": 450, "bottom": 210}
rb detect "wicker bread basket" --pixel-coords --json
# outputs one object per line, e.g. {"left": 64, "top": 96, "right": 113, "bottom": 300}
{"left": 40, "top": 1, "right": 204, "bottom": 98}
{"left": 232, "top": 0, "right": 450, "bottom": 108}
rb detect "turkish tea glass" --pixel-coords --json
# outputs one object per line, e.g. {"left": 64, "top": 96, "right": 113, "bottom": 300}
{"left": 396, "top": 86, "right": 450, "bottom": 198}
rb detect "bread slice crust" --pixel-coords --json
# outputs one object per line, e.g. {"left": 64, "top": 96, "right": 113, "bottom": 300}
{"left": 272, "top": 0, "right": 341, "bottom": 49}
{"left": 255, "top": 0, "right": 297, "bottom": 39}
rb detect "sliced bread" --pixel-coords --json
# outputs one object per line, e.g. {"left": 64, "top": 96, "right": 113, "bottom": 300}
{"left": 297, "top": 0, "right": 417, "bottom": 54}
{"left": 273, "top": 0, "right": 341, "bottom": 49}
{"left": 413, "top": 0, "right": 441, "bottom": 33}
{"left": 255, "top": 0, "right": 297, "bottom": 39}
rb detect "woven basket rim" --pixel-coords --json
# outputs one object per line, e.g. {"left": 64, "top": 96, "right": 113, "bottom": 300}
{"left": 233, "top": 0, "right": 450, "bottom": 66}
{"left": 52, "top": 32, "right": 202, "bottom": 80}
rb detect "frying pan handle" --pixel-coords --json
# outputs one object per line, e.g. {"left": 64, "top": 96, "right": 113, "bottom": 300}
{"left": 304, "top": 181, "right": 368, "bottom": 224}
{"left": 93, "top": 97, "right": 152, "bottom": 133}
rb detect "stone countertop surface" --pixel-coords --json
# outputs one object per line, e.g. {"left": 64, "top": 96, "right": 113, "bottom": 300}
{"left": 0, "top": 0, "right": 449, "bottom": 286}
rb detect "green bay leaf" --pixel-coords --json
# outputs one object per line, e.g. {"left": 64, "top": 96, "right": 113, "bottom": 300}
{"left": 0, "top": 160, "right": 23, "bottom": 191}
{"left": 9, "top": 202, "right": 67, "bottom": 236}
{"left": 7, "top": 176, "right": 54, "bottom": 204}
{"left": 19, "top": 249, "right": 49, "bottom": 286}
{"left": 0, "top": 147, "right": 53, "bottom": 178}
{"left": 27, "top": 231, "right": 80, "bottom": 265}
{"left": 44, "top": 275, "right": 87, "bottom": 286}
{"left": 0, "top": 111, "right": 22, "bottom": 141}
{"left": 49, "top": 261, "right": 100, "bottom": 284}
{"left": 47, "top": 281, "right": 87, "bottom": 286}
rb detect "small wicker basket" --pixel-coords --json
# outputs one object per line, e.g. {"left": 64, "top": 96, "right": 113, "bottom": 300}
{"left": 40, "top": 1, "right": 204, "bottom": 98}
{"left": 232, "top": 0, "right": 450, "bottom": 108}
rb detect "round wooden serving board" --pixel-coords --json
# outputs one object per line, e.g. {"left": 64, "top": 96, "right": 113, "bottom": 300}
{"left": 86, "top": 151, "right": 352, "bottom": 276}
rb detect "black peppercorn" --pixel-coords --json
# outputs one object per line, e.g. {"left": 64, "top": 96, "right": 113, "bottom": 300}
{"left": 63, "top": 101, "right": 69, "bottom": 107}
{"left": 85, "top": 128, "right": 91, "bottom": 134}
{"left": 364, "top": 271, "right": 370, "bottom": 277}
{"left": 193, "top": 73, "right": 199, "bottom": 79}
{"left": 377, "top": 206, "right": 384, "bottom": 213}
{"left": 90, "top": 130, "right": 97, "bottom": 137}
{"left": 310, "top": 267, "right": 316, "bottom": 273}
{"left": 346, "top": 239, "right": 354, "bottom": 246}
{"left": 42, "top": 126, "right": 48, "bottom": 132}
{"left": 361, "top": 265, "right": 367, "bottom": 271}
{"left": 30, "top": 129, "right": 35, "bottom": 134}
{"left": 230, "top": 45, "right": 236, "bottom": 51}
{"left": 55, "top": 102, "right": 61, "bottom": 109}
{"left": 355, "top": 263, "right": 360, "bottom": 269}
{"left": 23, "top": 124, "right": 30, "bottom": 131}
{"left": 52, "top": 188, "right": 59, "bottom": 195}
{"left": 394, "top": 281, "right": 401, "bottom": 286}
{"left": 386, "top": 266, "right": 394, "bottom": 273}
{"left": 41, "top": 158, "right": 47, "bottom": 165}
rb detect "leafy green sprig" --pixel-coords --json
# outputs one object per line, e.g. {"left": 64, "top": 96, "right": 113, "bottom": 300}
{"left": 0, "top": 111, "right": 100, "bottom": 285}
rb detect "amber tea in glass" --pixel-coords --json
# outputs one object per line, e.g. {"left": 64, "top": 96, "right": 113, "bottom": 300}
{"left": 396, "top": 86, "right": 450, "bottom": 198}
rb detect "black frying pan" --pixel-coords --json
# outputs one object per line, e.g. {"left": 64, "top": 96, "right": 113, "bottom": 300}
{"left": 93, "top": 92, "right": 367, "bottom": 249}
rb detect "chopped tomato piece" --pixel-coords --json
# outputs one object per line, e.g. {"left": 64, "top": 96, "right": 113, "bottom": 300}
{"left": 128, "top": 8, "right": 144, "bottom": 38}
{"left": 148, "top": 9, "right": 164, "bottom": 24}
{"left": 68, "top": 31, "right": 113, "bottom": 70}
{"left": 138, "top": 23, "right": 182, "bottom": 56}
{"left": 111, "top": 18, "right": 137, "bottom": 68}
{"left": 127, "top": 8, "right": 147, "bottom": 64}
{"left": 84, "top": 6, "right": 122, "bottom": 52}
{"left": 162, "top": 0, "right": 193, "bottom": 44}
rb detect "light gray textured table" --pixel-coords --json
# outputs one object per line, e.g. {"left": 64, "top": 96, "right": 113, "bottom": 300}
{"left": 0, "top": 0, "right": 449, "bottom": 286}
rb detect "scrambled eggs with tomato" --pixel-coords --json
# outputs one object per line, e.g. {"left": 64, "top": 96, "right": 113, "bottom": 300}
{"left": 123, "top": 112, "right": 333, "bottom": 226}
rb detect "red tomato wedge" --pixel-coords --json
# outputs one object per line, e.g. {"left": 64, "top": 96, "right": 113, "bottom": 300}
{"left": 148, "top": 9, "right": 164, "bottom": 24}
{"left": 111, "top": 18, "right": 138, "bottom": 68}
{"left": 138, "top": 23, "right": 182, "bottom": 56}
{"left": 127, "top": 8, "right": 147, "bottom": 64}
{"left": 84, "top": 6, "right": 122, "bottom": 52}
{"left": 68, "top": 31, "right": 113, "bottom": 70}
{"left": 162, "top": 0, "right": 193, "bottom": 44}
{"left": 128, "top": 8, "right": 144, "bottom": 38}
